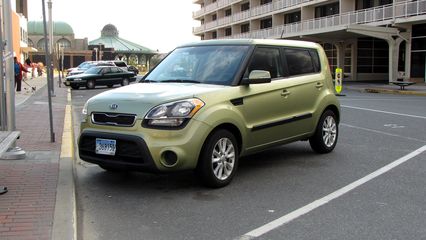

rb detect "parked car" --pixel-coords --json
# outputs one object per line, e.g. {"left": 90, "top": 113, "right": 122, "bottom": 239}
{"left": 66, "top": 61, "right": 95, "bottom": 76}
{"left": 127, "top": 65, "right": 139, "bottom": 75}
{"left": 67, "top": 61, "right": 114, "bottom": 76}
{"left": 112, "top": 60, "right": 128, "bottom": 72}
{"left": 64, "top": 66, "right": 136, "bottom": 89}
{"left": 78, "top": 39, "right": 340, "bottom": 188}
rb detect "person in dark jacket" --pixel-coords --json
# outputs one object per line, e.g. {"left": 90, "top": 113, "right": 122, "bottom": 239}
{"left": 14, "top": 57, "right": 29, "bottom": 92}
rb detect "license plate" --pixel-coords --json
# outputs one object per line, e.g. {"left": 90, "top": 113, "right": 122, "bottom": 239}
{"left": 95, "top": 138, "right": 116, "bottom": 156}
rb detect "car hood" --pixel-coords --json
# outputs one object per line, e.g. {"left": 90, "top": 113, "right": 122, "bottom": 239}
{"left": 86, "top": 83, "right": 228, "bottom": 117}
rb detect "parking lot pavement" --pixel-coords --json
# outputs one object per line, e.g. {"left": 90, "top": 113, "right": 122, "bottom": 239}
{"left": 72, "top": 87, "right": 426, "bottom": 240}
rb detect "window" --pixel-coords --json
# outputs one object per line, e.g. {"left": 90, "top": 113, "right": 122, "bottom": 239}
{"left": 245, "top": 48, "right": 282, "bottom": 79}
{"left": 225, "top": 9, "right": 232, "bottom": 16}
{"left": 225, "top": 28, "right": 232, "bottom": 36}
{"left": 241, "top": 2, "right": 250, "bottom": 11}
{"left": 212, "top": 31, "right": 217, "bottom": 39}
{"left": 285, "top": 11, "right": 301, "bottom": 24}
{"left": 315, "top": 2, "right": 339, "bottom": 17}
{"left": 57, "top": 38, "right": 71, "bottom": 49}
{"left": 212, "top": 14, "right": 217, "bottom": 21}
{"left": 241, "top": 23, "right": 250, "bottom": 33}
{"left": 284, "top": 48, "right": 317, "bottom": 76}
{"left": 261, "top": 0, "right": 272, "bottom": 4}
{"left": 260, "top": 18, "right": 272, "bottom": 29}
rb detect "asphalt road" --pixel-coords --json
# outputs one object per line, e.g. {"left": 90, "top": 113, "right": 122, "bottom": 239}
{"left": 71, "top": 85, "right": 426, "bottom": 240}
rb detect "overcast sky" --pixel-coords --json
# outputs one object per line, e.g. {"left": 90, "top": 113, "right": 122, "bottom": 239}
{"left": 27, "top": 0, "right": 200, "bottom": 53}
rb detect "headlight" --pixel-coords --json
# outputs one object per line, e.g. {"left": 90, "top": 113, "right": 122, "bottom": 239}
{"left": 144, "top": 98, "right": 204, "bottom": 128}
{"left": 81, "top": 102, "right": 88, "bottom": 122}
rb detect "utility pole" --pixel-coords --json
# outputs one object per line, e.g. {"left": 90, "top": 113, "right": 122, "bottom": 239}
{"left": 0, "top": 3, "right": 6, "bottom": 131}
{"left": 1, "top": 0, "right": 25, "bottom": 159}
{"left": 42, "top": 0, "right": 55, "bottom": 143}
{"left": 3, "top": 0, "right": 15, "bottom": 133}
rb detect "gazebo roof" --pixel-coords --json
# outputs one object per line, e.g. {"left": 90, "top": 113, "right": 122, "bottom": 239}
{"left": 89, "top": 24, "right": 156, "bottom": 54}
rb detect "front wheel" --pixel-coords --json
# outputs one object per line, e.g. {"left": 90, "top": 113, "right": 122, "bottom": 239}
{"left": 86, "top": 79, "right": 95, "bottom": 89}
{"left": 196, "top": 129, "right": 239, "bottom": 188}
{"left": 309, "top": 110, "right": 338, "bottom": 153}
{"left": 121, "top": 78, "right": 129, "bottom": 86}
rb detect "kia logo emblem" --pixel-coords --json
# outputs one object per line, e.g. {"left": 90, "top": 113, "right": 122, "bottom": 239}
{"left": 109, "top": 104, "right": 119, "bottom": 110}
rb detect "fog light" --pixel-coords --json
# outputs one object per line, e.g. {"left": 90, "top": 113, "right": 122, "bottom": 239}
{"left": 161, "top": 151, "right": 178, "bottom": 167}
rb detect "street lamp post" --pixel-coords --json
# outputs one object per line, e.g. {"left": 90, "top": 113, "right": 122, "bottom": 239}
{"left": 42, "top": 0, "right": 55, "bottom": 143}
{"left": 47, "top": 0, "right": 54, "bottom": 94}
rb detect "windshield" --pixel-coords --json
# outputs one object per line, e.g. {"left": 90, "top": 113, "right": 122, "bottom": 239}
{"left": 145, "top": 45, "right": 249, "bottom": 86}
{"left": 78, "top": 62, "right": 92, "bottom": 69}
{"left": 84, "top": 67, "right": 102, "bottom": 74}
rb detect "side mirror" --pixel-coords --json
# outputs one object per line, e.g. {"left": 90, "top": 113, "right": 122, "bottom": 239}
{"left": 241, "top": 70, "right": 272, "bottom": 85}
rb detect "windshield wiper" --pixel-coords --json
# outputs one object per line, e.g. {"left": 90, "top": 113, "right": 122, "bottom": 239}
{"left": 139, "top": 79, "right": 158, "bottom": 83}
{"left": 162, "top": 79, "right": 201, "bottom": 83}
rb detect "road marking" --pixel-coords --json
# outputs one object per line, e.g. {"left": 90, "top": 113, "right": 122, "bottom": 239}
{"left": 341, "top": 123, "right": 426, "bottom": 143}
{"left": 341, "top": 105, "right": 426, "bottom": 119}
{"left": 238, "top": 145, "right": 426, "bottom": 239}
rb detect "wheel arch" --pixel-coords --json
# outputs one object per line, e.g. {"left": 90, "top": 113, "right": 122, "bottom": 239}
{"left": 197, "top": 123, "right": 243, "bottom": 167}
{"left": 323, "top": 104, "right": 340, "bottom": 123}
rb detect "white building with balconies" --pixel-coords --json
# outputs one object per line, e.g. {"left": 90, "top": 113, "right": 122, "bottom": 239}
{"left": 192, "top": 0, "right": 426, "bottom": 83}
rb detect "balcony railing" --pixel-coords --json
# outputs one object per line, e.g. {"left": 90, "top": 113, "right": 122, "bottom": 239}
{"left": 193, "top": 0, "right": 308, "bottom": 19}
{"left": 219, "top": 0, "right": 425, "bottom": 39}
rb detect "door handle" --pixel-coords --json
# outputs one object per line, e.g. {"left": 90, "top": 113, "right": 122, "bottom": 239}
{"left": 315, "top": 82, "right": 324, "bottom": 89}
{"left": 281, "top": 89, "right": 290, "bottom": 97}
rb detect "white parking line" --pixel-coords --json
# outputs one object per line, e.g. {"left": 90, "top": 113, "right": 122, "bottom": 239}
{"left": 341, "top": 123, "right": 426, "bottom": 143}
{"left": 341, "top": 105, "right": 426, "bottom": 119}
{"left": 238, "top": 145, "right": 426, "bottom": 239}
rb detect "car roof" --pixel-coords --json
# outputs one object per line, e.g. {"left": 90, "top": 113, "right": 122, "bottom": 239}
{"left": 178, "top": 39, "right": 321, "bottom": 49}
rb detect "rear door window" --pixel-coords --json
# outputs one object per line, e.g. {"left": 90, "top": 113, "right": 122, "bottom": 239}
{"left": 283, "top": 48, "right": 318, "bottom": 76}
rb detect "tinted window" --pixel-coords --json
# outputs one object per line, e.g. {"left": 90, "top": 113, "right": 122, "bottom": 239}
{"left": 245, "top": 47, "right": 282, "bottom": 79}
{"left": 284, "top": 48, "right": 316, "bottom": 76}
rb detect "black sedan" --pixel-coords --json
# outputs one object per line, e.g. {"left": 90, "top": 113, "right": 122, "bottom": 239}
{"left": 64, "top": 66, "right": 136, "bottom": 90}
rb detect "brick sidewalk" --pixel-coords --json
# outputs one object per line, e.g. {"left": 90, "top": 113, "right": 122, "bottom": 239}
{"left": 0, "top": 79, "right": 68, "bottom": 240}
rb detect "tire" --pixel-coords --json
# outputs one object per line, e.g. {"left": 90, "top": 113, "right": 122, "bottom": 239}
{"left": 309, "top": 110, "right": 338, "bottom": 154}
{"left": 196, "top": 129, "right": 239, "bottom": 188}
{"left": 121, "top": 78, "right": 130, "bottom": 86}
{"left": 70, "top": 84, "right": 79, "bottom": 90}
{"left": 107, "top": 84, "right": 114, "bottom": 88}
{"left": 86, "top": 79, "right": 95, "bottom": 89}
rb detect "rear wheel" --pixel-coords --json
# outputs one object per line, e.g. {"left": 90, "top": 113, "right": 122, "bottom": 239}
{"left": 86, "top": 79, "right": 95, "bottom": 89}
{"left": 121, "top": 78, "right": 130, "bottom": 86}
{"left": 196, "top": 129, "right": 238, "bottom": 188}
{"left": 70, "top": 84, "right": 79, "bottom": 90}
{"left": 309, "top": 110, "right": 338, "bottom": 153}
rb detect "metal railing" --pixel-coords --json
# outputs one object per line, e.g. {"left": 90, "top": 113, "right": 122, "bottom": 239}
{"left": 222, "top": 0, "right": 426, "bottom": 39}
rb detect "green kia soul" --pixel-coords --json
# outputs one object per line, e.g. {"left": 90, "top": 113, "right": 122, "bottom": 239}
{"left": 78, "top": 39, "right": 340, "bottom": 188}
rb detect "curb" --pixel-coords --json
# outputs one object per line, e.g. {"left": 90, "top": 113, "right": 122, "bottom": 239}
{"left": 345, "top": 86, "right": 426, "bottom": 96}
{"left": 52, "top": 89, "right": 77, "bottom": 240}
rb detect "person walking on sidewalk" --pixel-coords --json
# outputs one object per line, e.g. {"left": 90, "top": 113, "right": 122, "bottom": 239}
{"left": 14, "top": 57, "right": 29, "bottom": 92}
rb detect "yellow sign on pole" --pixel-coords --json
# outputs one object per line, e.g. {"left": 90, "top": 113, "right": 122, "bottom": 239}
{"left": 335, "top": 68, "right": 343, "bottom": 94}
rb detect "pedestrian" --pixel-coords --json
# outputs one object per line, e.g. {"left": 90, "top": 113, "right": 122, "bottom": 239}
{"left": 23, "top": 58, "right": 31, "bottom": 80}
{"left": 14, "top": 57, "right": 29, "bottom": 92}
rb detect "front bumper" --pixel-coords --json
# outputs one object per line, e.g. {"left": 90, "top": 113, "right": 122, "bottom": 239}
{"left": 78, "top": 119, "right": 212, "bottom": 172}
{"left": 79, "top": 130, "right": 159, "bottom": 172}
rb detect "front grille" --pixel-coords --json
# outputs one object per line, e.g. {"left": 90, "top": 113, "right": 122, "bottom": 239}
{"left": 92, "top": 112, "right": 137, "bottom": 127}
